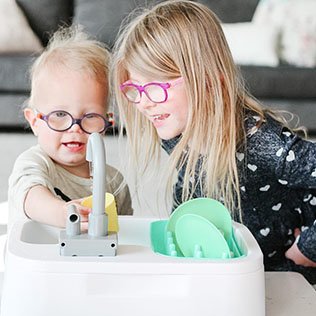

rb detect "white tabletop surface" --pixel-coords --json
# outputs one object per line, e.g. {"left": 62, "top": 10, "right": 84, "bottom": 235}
{"left": 266, "top": 271, "right": 316, "bottom": 315}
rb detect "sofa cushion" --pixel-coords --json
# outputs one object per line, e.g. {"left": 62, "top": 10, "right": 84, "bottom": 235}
{"left": 197, "top": 0, "right": 260, "bottom": 23}
{"left": 0, "top": 55, "right": 35, "bottom": 92}
{"left": 0, "top": 94, "right": 29, "bottom": 127}
{"left": 0, "top": 0, "right": 43, "bottom": 53}
{"left": 253, "top": 0, "right": 316, "bottom": 68}
{"left": 16, "top": 0, "right": 73, "bottom": 46}
{"left": 73, "top": 0, "right": 164, "bottom": 49}
{"left": 279, "top": 1, "right": 316, "bottom": 68}
{"left": 240, "top": 65, "right": 316, "bottom": 99}
{"left": 222, "top": 22, "right": 278, "bottom": 66}
{"left": 73, "top": 0, "right": 259, "bottom": 49}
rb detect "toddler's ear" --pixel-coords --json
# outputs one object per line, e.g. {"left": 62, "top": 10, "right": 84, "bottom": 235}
{"left": 24, "top": 108, "right": 38, "bottom": 136}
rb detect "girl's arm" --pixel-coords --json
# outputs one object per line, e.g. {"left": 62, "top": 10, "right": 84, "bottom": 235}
{"left": 276, "top": 134, "right": 316, "bottom": 266}
{"left": 25, "top": 185, "right": 91, "bottom": 228}
{"left": 285, "top": 228, "right": 316, "bottom": 267}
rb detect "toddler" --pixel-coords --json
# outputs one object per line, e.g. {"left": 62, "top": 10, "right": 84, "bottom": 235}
{"left": 9, "top": 26, "right": 133, "bottom": 231}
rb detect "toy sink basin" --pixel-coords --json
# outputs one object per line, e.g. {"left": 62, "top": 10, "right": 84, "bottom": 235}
{"left": 1, "top": 217, "right": 265, "bottom": 316}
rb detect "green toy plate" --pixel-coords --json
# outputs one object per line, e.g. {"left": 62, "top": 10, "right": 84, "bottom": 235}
{"left": 167, "top": 198, "right": 232, "bottom": 240}
{"left": 175, "top": 214, "right": 231, "bottom": 259}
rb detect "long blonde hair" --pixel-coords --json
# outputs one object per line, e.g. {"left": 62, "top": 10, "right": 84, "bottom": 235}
{"left": 29, "top": 25, "right": 110, "bottom": 110}
{"left": 112, "top": 0, "right": 268, "bottom": 217}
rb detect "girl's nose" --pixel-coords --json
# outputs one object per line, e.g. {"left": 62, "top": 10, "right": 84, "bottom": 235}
{"left": 138, "top": 95, "right": 157, "bottom": 111}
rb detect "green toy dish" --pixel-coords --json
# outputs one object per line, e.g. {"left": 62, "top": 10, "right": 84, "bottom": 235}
{"left": 167, "top": 198, "right": 232, "bottom": 240}
{"left": 175, "top": 214, "right": 231, "bottom": 259}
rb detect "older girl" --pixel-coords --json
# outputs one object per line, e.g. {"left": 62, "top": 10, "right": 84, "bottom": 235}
{"left": 112, "top": 0, "right": 316, "bottom": 283}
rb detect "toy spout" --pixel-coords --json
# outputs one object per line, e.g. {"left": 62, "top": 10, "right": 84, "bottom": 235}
{"left": 86, "top": 133, "right": 108, "bottom": 237}
{"left": 66, "top": 204, "right": 80, "bottom": 236}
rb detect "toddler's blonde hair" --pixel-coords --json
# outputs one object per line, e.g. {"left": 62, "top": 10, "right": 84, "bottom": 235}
{"left": 29, "top": 25, "right": 110, "bottom": 110}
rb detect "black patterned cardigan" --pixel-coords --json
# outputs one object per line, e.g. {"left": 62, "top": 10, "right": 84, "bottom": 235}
{"left": 162, "top": 114, "right": 316, "bottom": 284}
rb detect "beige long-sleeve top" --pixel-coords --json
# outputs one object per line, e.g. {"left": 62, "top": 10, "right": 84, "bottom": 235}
{"left": 8, "top": 145, "right": 133, "bottom": 229}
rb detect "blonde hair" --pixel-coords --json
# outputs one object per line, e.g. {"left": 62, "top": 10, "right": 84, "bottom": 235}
{"left": 111, "top": 0, "right": 286, "bottom": 217}
{"left": 29, "top": 25, "right": 110, "bottom": 109}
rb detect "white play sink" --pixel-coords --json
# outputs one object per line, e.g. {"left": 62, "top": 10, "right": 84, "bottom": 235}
{"left": 1, "top": 216, "right": 265, "bottom": 316}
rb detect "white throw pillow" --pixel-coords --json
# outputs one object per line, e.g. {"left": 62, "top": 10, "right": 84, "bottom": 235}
{"left": 252, "top": 0, "right": 316, "bottom": 67}
{"left": 281, "top": 1, "right": 316, "bottom": 67}
{"left": 0, "top": 0, "right": 43, "bottom": 53}
{"left": 221, "top": 22, "right": 279, "bottom": 67}
{"left": 252, "top": 0, "right": 288, "bottom": 29}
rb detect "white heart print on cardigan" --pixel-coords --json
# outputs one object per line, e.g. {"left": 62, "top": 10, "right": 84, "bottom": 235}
{"left": 278, "top": 179, "right": 288, "bottom": 185}
{"left": 286, "top": 150, "right": 295, "bottom": 162}
{"left": 260, "top": 228, "right": 270, "bottom": 236}
{"left": 272, "top": 203, "right": 282, "bottom": 211}
{"left": 259, "top": 185, "right": 270, "bottom": 191}
{"left": 236, "top": 152, "right": 245, "bottom": 161}
{"left": 247, "top": 164, "right": 257, "bottom": 172}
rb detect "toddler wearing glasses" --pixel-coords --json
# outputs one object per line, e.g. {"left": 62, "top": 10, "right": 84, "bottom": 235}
{"left": 112, "top": 0, "right": 316, "bottom": 284}
{"left": 8, "top": 26, "right": 133, "bottom": 230}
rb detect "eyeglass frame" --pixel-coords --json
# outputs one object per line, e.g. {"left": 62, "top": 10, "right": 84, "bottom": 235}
{"left": 34, "top": 109, "right": 114, "bottom": 134}
{"left": 119, "top": 77, "right": 184, "bottom": 104}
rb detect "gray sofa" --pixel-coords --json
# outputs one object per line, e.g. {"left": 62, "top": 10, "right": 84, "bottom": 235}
{"left": 1, "top": 0, "right": 316, "bottom": 132}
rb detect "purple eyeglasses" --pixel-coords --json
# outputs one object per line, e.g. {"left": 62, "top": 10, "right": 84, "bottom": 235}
{"left": 120, "top": 77, "right": 183, "bottom": 104}
{"left": 35, "top": 109, "right": 114, "bottom": 134}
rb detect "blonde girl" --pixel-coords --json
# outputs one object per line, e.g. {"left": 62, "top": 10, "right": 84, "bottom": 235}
{"left": 112, "top": 0, "right": 316, "bottom": 284}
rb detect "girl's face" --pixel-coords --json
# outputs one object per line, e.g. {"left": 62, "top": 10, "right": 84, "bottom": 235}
{"left": 25, "top": 67, "right": 107, "bottom": 177}
{"left": 125, "top": 70, "right": 189, "bottom": 140}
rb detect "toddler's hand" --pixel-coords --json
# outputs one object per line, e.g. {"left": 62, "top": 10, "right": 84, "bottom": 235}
{"left": 285, "top": 228, "right": 316, "bottom": 267}
{"left": 65, "top": 199, "right": 92, "bottom": 224}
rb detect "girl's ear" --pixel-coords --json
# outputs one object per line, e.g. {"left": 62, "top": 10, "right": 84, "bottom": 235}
{"left": 24, "top": 108, "right": 38, "bottom": 136}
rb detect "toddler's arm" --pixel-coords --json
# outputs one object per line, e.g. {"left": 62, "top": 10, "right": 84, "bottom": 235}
{"left": 25, "top": 185, "right": 91, "bottom": 228}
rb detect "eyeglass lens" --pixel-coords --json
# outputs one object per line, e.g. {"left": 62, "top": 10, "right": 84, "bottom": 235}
{"left": 47, "top": 111, "right": 108, "bottom": 133}
{"left": 121, "top": 84, "right": 167, "bottom": 103}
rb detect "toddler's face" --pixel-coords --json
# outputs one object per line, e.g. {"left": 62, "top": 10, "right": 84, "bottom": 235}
{"left": 125, "top": 69, "right": 189, "bottom": 140}
{"left": 26, "top": 67, "right": 107, "bottom": 177}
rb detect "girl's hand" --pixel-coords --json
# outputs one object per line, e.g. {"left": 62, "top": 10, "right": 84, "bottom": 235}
{"left": 285, "top": 228, "right": 316, "bottom": 267}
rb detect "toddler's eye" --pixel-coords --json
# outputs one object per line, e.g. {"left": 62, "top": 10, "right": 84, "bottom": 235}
{"left": 85, "top": 113, "right": 97, "bottom": 119}
{"left": 55, "top": 111, "right": 67, "bottom": 118}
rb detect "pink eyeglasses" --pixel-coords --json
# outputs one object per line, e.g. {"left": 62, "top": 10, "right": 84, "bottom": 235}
{"left": 120, "top": 77, "right": 183, "bottom": 104}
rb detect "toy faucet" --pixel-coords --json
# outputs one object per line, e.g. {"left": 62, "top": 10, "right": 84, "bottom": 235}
{"left": 86, "top": 132, "right": 108, "bottom": 237}
{"left": 59, "top": 133, "right": 118, "bottom": 256}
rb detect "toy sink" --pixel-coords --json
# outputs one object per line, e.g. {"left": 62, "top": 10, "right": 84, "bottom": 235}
{"left": 1, "top": 134, "right": 265, "bottom": 315}
{"left": 1, "top": 216, "right": 265, "bottom": 316}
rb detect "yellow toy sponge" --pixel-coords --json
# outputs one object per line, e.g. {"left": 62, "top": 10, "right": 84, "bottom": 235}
{"left": 81, "top": 193, "right": 119, "bottom": 232}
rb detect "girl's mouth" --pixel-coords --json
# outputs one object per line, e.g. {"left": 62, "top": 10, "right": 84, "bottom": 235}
{"left": 152, "top": 113, "right": 170, "bottom": 121}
